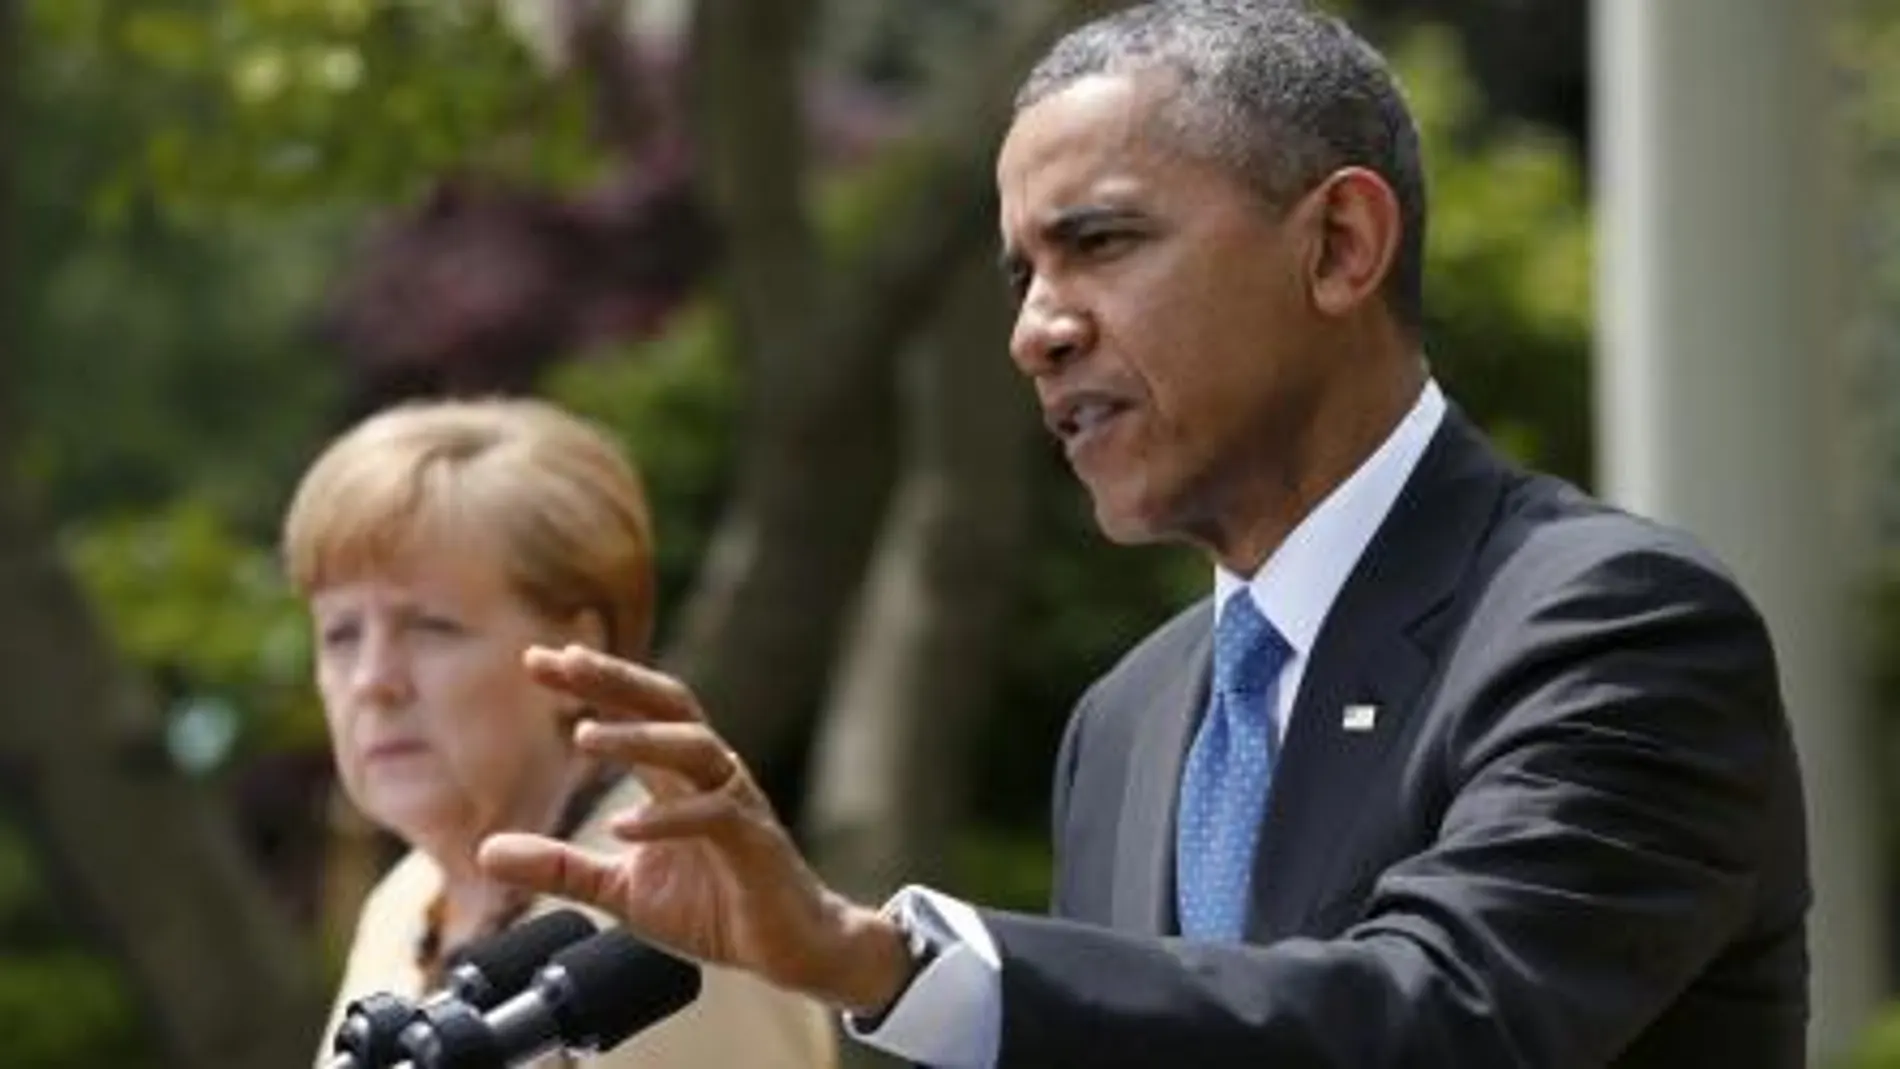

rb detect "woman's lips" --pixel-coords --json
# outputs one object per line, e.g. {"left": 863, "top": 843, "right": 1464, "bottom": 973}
{"left": 363, "top": 738, "right": 429, "bottom": 762}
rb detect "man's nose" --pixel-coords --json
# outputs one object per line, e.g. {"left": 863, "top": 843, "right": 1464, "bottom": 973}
{"left": 1009, "top": 281, "right": 1094, "bottom": 376}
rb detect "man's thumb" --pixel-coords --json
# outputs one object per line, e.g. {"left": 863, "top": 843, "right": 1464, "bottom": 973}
{"left": 478, "top": 832, "right": 620, "bottom": 909}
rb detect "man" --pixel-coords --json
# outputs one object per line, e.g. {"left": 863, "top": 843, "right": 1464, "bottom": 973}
{"left": 480, "top": 2, "right": 1811, "bottom": 1066}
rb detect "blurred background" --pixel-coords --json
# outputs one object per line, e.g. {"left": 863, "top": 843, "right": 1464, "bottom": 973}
{"left": 0, "top": 0, "right": 1894, "bottom": 1065}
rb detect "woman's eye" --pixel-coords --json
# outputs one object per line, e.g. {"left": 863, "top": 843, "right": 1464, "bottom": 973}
{"left": 415, "top": 616, "right": 464, "bottom": 636}
{"left": 320, "top": 622, "right": 360, "bottom": 648}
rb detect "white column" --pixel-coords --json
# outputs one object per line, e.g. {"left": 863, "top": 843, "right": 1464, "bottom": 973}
{"left": 1595, "top": 0, "right": 1884, "bottom": 1059}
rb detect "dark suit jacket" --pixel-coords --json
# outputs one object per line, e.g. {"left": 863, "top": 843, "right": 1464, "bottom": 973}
{"left": 981, "top": 408, "right": 1809, "bottom": 1068}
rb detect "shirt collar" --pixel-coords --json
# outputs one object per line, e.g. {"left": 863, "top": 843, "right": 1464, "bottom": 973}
{"left": 1214, "top": 378, "right": 1448, "bottom": 657}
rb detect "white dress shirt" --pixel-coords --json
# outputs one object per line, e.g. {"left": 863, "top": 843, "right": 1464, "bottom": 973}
{"left": 847, "top": 380, "right": 1449, "bottom": 1068}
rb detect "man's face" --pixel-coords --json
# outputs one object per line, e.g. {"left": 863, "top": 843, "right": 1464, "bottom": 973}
{"left": 998, "top": 71, "right": 1331, "bottom": 550}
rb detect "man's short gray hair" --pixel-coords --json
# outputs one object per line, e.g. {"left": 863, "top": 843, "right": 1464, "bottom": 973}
{"left": 1018, "top": 0, "right": 1427, "bottom": 332}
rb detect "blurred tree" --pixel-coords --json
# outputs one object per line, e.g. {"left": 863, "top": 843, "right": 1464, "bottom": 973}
{"left": 658, "top": 0, "right": 1125, "bottom": 820}
{"left": 1350, "top": 0, "right": 1589, "bottom": 154}
{"left": 0, "top": 7, "right": 327, "bottom": 1069}
{"left": 11, "top": 4, "right": 1121, "bottom": 1064}
{"left": 1, "top": 0, "right": 11, "bottom": 435}
{"left": 1840, "top": 0, "right": 1900, "bottom": 547}
{"left": 542, "top": 6, "right": 1123, "bottom": 984}
{"left": 803, "top": 255, "right": 1035, "bottom": 902}
{"left": 1404, "top": 26, "right": 1594, "bottom": 484}
{"left": 79, "top": 0, "right": 600, "bottom": 212}
{"left": 322, "top": 0, "right": 1125, "bottom": 826}
{"left": 1836, "top": 5, "right": 1900, "bottom": 1058}
{"left": 13, "top": 0, "right": 349, "bottom": 531}
{"left": 65, "top": 0, "right": 1099, "bottom": 809}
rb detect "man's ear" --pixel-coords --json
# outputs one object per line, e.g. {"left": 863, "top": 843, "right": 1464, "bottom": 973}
{"left": 1302, "top": 166, "right": 1403, "bottom": 320}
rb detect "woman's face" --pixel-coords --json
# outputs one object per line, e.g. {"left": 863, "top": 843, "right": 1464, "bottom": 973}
{"left": 310, "top": 536, "right": 590, "bottom": 858}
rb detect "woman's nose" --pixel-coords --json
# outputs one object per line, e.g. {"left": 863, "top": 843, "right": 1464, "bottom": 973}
{"left": 350, "top": 629, "right": 414, "bottom": 706}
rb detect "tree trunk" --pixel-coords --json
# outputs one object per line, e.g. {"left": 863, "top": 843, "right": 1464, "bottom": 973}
{"left": 0, "top": 493, "right": 327, "bottom": 1067}
{"left": 801, "top": 256, "right": 1034, "bottom": 1069}
{"left": 0, "top": 0, "right": 12, "bottom": 446}
{"left": 0, "top": 8, "right": 325, "bottom": 1063}
{"left": 665, "top": 0, "right": 1123, "bottom": 787}
{"left": 660, "top": 0, "right": 896, "bottom": 792}
{"left": 805, "top": 256, "right": 1034, "bottom": 903}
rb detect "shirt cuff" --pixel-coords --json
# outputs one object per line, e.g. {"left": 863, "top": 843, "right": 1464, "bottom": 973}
{"left": 842, "top": 885, "right": 1002, "bottom": 1069}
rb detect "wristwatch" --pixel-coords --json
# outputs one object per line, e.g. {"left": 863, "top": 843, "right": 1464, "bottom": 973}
{"left": 855, "top": 894, "right": 948, "bottom": 1030}
{"left": 887, "top": 894, "right": 946, "bottom": 976}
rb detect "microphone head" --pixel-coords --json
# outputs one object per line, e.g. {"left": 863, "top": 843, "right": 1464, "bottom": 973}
{"left": 445, "top": 908, "right": 597, "bottom": 1008}
{"left": 401, "top": 997, "right": 505, "bottom": 1069}
{"left": 330, "top": 990, "right": 417, "bottom": 1065}
{"left": 546, "top": 929, "right": 702, "bottom": 1052}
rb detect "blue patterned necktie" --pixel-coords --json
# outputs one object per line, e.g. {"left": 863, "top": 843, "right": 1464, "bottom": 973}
{"left": 1175, "top": 593, "right": 1291, "bottom": 940}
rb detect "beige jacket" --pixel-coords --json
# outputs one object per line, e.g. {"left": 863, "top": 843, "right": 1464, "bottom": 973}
{"left": 315, "top": 776, "right": 839, "bottom": 1069}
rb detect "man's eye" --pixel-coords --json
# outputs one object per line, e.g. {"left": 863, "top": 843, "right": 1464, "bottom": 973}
{"left": 1075, "top": 229, "right": 1133, "bottom": 256}
{"left": 1008, "top": 270, "right": 1031, "bottom": 302}
{"left": 320, "top": 623, "right": 360, "bottom": 648}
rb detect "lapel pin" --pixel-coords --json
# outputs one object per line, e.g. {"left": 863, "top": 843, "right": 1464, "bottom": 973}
{"left": 1342, "top": 703, "right": 1379, "bottom": 732}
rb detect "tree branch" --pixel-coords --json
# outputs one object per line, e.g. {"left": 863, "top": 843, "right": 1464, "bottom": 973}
{"left": 561, "top": 0, "right": 662, "bottom": 154}
{"left": 0, "top": 489, "right": 326, "bottom": 1068}
{"left": 662, "top": 0, "right": 1126, "bottom": 782}
{"left": 0, "top": 0, "right": 14, "bottom": 455}
{"left": 686, "top": 0, "right": 822, "bottom": 377}
{"left": 809, "top": 0, "right": 1130, "bottom": 411}
{"left": 0, "top": 10, "right": 322, "bottom": 1062}
{"left": 804, "top": 252, "right": 1035, "bottom": 899}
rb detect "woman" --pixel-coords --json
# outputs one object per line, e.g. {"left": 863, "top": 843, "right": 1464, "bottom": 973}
{"left": 285, "top": 397, "right": 837, "bottom": 1068}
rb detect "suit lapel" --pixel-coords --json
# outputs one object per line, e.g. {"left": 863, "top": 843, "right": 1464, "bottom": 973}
{"left": 1110, "top": 605, "right": 1212, "bottom": 935}
{"left": 1245, "top": 409, "right": 1509, "bottom": 941}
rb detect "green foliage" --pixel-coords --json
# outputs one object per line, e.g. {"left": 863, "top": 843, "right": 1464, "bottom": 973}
{"left": 1838, "top": 3, "right": 1900, "bottom": 1057}
{"left": 0, "top": 827, "right": 38, "bottom": 935}
{"left": 12, "top": 210, "right": 346, "bottom": 529}
{"left": 1398, "top": 27, "right": 1595, "bottom": 482}
{"left": 16, "top": 0, "right": 349, "bottom": 529}
{"left": 0, "top": 953, "right": 152, "bottom": 1069}
{"left": 31, "top": 0, "right": 598, "bottom": 219}
{"left": 1838, "top": 0, "right": 1900, "bottom": 546}
{"left": 950, "top": 828, "right": 1058, "bottom": 914}
{"left": 6, "top": 75, "right": 339, "bottom": 1069}
{"left": 14, "top": 0, "right": 607, "bottom": 524}
{"left": 542, "top": 305, "right": 744, "bottom": 650}
{"left": 0, "top": 819, "right": 156, "bottom": 1068}
{"left": 975, "top": 460, "right": 1204, "bottom": 829}
{"left": 63, "top": 498, "right": 322, "bottom": 761}
{"left": 1855, "top": 1008, "right": 1900, "bottom": 1067}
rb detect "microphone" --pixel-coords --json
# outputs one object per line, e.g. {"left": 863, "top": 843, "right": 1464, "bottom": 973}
{"left": 443, "top": 909, "right": 598, "bottom": 1009}
{"left": 400, "top": 928, "right": 703, "bottom": 1069}
{"left": 325, "top": 908, "right": 597, "bottom": 1069}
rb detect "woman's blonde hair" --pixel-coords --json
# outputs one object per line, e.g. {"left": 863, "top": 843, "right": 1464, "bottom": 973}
{"left": 281, "top": 397, "right": 656, "bottom": 659}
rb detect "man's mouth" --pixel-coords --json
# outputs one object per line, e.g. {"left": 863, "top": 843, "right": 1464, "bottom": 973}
{"left": 1048, "top": 392, "right": 1136, "bottom": 443}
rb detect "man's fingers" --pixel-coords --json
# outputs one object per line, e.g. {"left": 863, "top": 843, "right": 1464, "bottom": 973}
{"left": 523, "top": 644, "right": 701, "bottom": 724}
{"left": 577, "top": 721, "right": 742, "bottom": 794}
{"left": 608, "top": 791, "right": 749, "bottom": 844}
{"left": 477, "top": 832, "right": 624, "bottom": 911}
